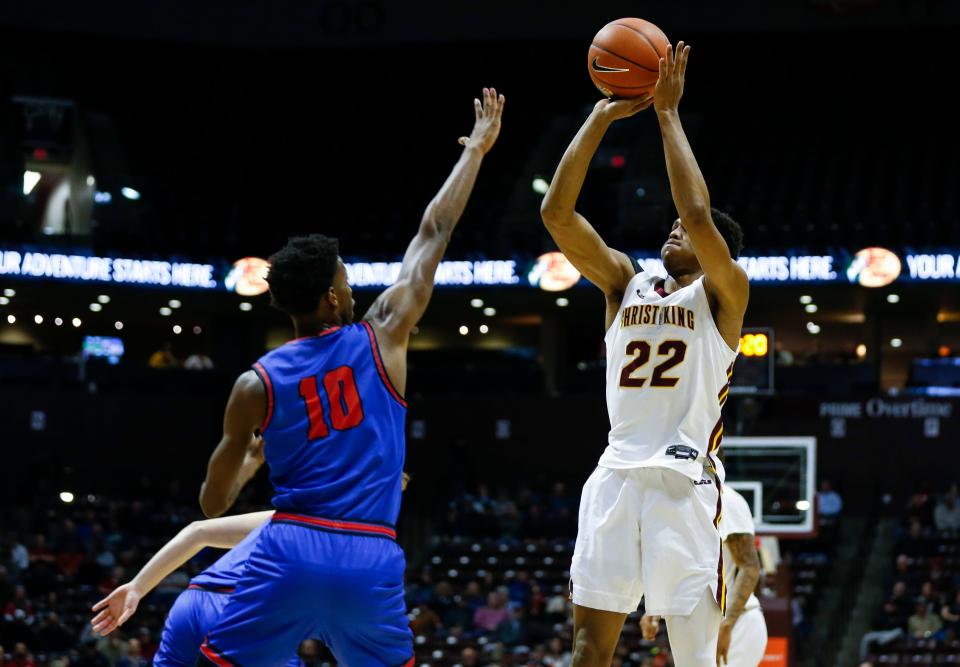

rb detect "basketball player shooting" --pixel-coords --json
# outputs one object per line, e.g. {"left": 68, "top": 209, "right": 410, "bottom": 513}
{"left": 540, "top": 43, "right": 748, "bottom": 667}
{"left": 194, "top": 88, "right": 504, "bottom": 667}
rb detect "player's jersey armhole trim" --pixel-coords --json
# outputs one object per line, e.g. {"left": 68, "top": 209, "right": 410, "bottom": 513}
{"left": 628, "top": 254, "right": 642, "bottom": 275}
{"left": 361, "top": 321, "right": 408, "bottom": 408}
{"left": 695, "top": 277, "right": 740, "bottom": 357}
{"left": 251, "top": 362, "right": 274, "bottom": 432}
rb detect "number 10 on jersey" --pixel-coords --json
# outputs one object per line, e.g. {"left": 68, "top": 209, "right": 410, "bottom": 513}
{"left": 299, "top": 366, "right": 365, "bottom": 439}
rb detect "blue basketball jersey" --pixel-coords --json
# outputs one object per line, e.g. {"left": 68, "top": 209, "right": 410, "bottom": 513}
{"left": 252, "top": 322, "right": 407, "bottom": 526}
{"left": 189, "top": 522, "right": 267, "bottom": 591}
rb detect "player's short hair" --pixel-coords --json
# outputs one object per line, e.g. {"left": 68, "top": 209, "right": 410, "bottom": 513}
{"left": 711, "top": 208, "right": 744, "bottom": 259}
{"left": 266, "top": 234, "right": 340, "bottom": 315}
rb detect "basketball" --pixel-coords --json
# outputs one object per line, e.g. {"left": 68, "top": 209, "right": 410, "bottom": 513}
{"left": 588, "top": 18, "right": 669, "bottom": 99}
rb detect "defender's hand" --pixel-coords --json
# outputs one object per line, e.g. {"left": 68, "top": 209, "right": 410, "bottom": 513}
{"left": 91, "top": 583, "right": 142, "bottom": 636}
{"left": 654, "top": 41, "right": 690, "bottom": 113}
{"left": 640, "top": 614, "right": 661, "bottom": 641}
{"left": 458, "top": 87, "right": 505, "bottom": 154}
{"left": 594, "top": 93, "right": 653, "bottom": 122}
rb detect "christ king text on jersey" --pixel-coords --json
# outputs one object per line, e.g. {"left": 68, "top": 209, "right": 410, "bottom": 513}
{"left": 620, "top": 304, "right": 696, "bottom": 331}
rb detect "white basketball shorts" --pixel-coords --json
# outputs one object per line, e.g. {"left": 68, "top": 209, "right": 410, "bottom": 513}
{"left": 570, "top": 465, "right": 724, "bottom": 616}
{"left": 726, "top": 607, "right": 768, "bottom": 667}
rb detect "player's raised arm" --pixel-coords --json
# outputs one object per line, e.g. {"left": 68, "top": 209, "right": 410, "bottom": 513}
{"left": 90, "top": 511, "right": 274, "bottom": 636}
{"left": 654, "top": 42, "right": 748, "bottom": 316}
{"left": 199, "top": 371, "right": 267, "bottom": 518}
{"left": 365, "top": 87, "right": 504, "bottom": 345}
{"left": 539, "top": 96, "right": 652, "bottom": 297}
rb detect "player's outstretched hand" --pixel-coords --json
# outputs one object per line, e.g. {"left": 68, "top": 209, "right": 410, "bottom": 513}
{"left": 458, "top": 87, "right": 505, "bottom": 154}
{"left": 91, "top": 583, "right": 142, "bottom": 636}
{"left": 639, "top": 614, "right": 661, "bottom": 641}
{"left": 654, "top": 41, "right": 690, "bottom": 112}
{"left": 594, "top": 93, "right": 653, "bottom": 122}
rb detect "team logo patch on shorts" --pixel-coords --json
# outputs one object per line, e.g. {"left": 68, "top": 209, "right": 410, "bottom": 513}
{"left": 665, "top": 444, "right": 699, "bottom": 460}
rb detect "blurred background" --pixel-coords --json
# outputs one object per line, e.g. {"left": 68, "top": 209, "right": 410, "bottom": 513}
{"left": 2, "top": 1, "right": 960, "bottom": 666}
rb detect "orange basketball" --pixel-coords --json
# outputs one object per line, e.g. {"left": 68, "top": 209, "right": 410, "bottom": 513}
{"left": 588, "top": 18, "right": 669, "bottom": 99}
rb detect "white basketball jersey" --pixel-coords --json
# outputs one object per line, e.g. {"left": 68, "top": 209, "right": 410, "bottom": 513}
{"left": 599, "top": 271, "right": 738, "bottom": 481}
{"left": 720, "top": 486, "right": 761, "bottom": 613}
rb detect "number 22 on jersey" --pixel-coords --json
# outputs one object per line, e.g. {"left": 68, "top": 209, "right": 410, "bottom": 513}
{"left": 619, "top": 340, "right": 687, "bottom": 388}
{"left": 299, "top": 366, "right": 365, "bottom": 439}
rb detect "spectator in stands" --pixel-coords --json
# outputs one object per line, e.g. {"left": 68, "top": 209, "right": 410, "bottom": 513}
{"left": 410, "top": 602, "right": 442, "bottom": 637}
{"left": 184, "top": 352, "right": 214, "bottom": 370}
{"left": 908, "top": 598, "right": 943, "bottom": 639}
{"left": 72, "top": 639, "right": 108, "bottom": 667}
{"left": 463, "top": 580, "right": 484, "bottom": 612}
{"left": 876, "top": 581, "right": 913, "bottom": 630}
{"left": 897, "top": 520, "right": 934, "bottom": 559}
{"left": 507, "top": 570, "right": 532, "bottom": 605}
{"left": 34, "top": 613, "right": 73, "bottom": 653}
{"left": 543, "top": 637, "right": 572, "bottom": 667}
{"left": 8, "top": 643, "right": 34, "bottom": 667}
{"left": 116, "top": 638, "right": 147, "bottom": 667}
{"left": 941, "top": 590, "right": 960, "bottom": 638}
{"left": 5, "top": 536, "right": 29, "bottom": 574}
{"left": 443, "top": 595, "right": 474, "bottom": 631}
{"left": 460, "top": 646, "right": 479, "bottom": 667}
{"left": 473, "top": 592, "right": 511, "bottom": 632}
{"left": 817, "top": 480, "right": 843, "bottom": 518}
{"left": 431, "top": 580, "right": 455, "bottom": 619}
{"left": 148, "top": 343, "right": 179, "bottom": 369}
{"left": 934, "top": 485, "right": 960, "bottom": 532}
{"left": 906, "top": 484, "right": 935, "bottom": 527}
{"left": 495, "top": 606, "right": 526, "bottom": 646}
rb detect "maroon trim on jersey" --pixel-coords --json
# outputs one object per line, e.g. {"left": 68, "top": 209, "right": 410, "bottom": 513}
{"left": 361, "top": 321, "right": 407, "bottom": 408}
{"left": 653, "top": 279, "right": 669, "bottom": 298}
{"left": 713, "top": 473, "right": 726, "bottom": 614}
{"left": 199, "top": 640, "right": 233, "bottom": 667}
{"left": 188, "top": 583, "right": 236, "bottom": 594}
{"left": 271, "top": 512, "right": 397, "bottom": 539}
{"left": 708, "top": 416, "right": 724, "bottom": 454}
{"left": 252, "top": 362, "right": 274, "bottom": 432}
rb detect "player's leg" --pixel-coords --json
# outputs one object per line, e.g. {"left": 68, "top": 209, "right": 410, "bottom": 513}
{"left": 200, "top": 518, "right": 412, "bottom": 667}
{"left": 663, "top": 587, "right": 723, "bottom": 667}
{"left": 635, "top": 467, "right": 724, "bottom": 666}
{"left": 571, "top": 605, "right": 628, "bottom": 667}
{"left": 314, "top": 535, "right": 413, "bottom": 667}
{"left": 154, "top": 589, "right": 227, "bottom": 667}
{"left": 569, "top": 467, "right": 643, "bottom": 667}
{"left": 197, "top": 522, "right": 330, "bottom": 667}
{"left": 724, "top": 608, "right": 768, "bottom": 667}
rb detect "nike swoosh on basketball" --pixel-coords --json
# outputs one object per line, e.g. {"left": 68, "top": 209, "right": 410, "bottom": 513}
{"left": 591, "top": 56, "right": 630, "bottom": 73}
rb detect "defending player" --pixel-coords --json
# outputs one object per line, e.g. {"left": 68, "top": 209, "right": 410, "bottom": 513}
{"left": 540, "top": 43, "right": 747, "bottom": 666}
{"left": 195, "top": 88, "right": 504, "bottom": 667}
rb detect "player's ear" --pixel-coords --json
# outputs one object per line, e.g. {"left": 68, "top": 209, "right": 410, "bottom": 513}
{"left": 326, "top": 286, "right": 339, "bottom": 308}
